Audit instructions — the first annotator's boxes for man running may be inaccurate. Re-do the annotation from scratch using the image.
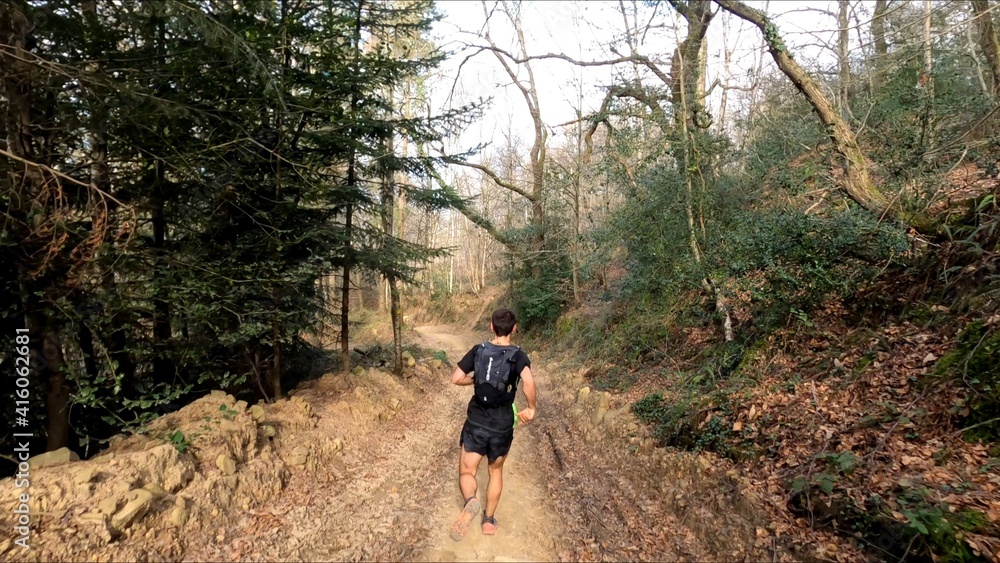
[449,308,536,539]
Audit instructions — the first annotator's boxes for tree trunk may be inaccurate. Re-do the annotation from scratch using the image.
[77,320,100,387]
[151,13,173,386]
[341,207,353,373]
[918,0,935,149]
[341,0,364,374]
[715,0,892,218]
[151,165,172,385]
[42,324,70,451]
[838,0,850,110]
[25,305,70,451]
[670,0,715,130]
[969,19,993,97]
[572,95,584,306]
[872,0,888,65]
[717,19,733,134]
[972,0,1000,100]
[449,213,455,293]
[3,5,72,451]
[480,0,547,254]
[381,118,403,375]
[271,323,283,399]
[389,279,402,372]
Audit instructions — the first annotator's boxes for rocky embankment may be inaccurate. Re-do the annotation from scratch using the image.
[0,353,443,562]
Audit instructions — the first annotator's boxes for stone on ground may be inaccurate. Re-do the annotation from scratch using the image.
[28,447,80,469]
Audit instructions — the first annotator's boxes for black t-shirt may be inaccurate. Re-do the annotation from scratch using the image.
[457,343,530,432]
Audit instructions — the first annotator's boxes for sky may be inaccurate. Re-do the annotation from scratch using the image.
[425,1,880,159]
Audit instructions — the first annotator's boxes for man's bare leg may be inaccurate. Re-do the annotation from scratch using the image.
[450,447,483,541]
[459,447,482,501]
[485,455,506,520]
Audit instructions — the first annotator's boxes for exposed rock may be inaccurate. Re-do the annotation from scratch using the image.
[429,358,443,370]
[328,456,348,480]
[604,407,621,424]
[402,350,416,367]
[221,475,239,492]
[125,444,195,493]
[78,510,108,526]
[591,392,610,426]
[110,488,153,530]
[73,466,98,485]
[97,496,121,516]
[287,445,309,467]
[216,454,237,476]
[76,481,94,499]
[332,437,344,452]
[576,386,591,405]
[389,398,402,411]
[330,375,350,392]
[261,424,277,438]
[28,447,80,469]
[234,400,248,412]
[77,510,114,542]
[351,366,365,376]
[218,419,239,434]
[250,404,266,423]
[141,483,168,499]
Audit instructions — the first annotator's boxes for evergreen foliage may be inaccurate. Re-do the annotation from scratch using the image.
[0,0,471,459]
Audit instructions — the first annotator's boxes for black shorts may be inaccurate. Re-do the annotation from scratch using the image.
[459,421,514,463]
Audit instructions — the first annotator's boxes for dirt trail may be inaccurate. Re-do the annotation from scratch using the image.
[3,325,764,562]
[413,326,561,563]
[178,324,564,563]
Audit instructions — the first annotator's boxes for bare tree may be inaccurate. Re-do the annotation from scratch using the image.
[447,0,548,255]
[715,0,894,218]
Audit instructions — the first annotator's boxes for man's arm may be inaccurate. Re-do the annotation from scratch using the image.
[451,365,473,386]
[452,346,477,385]
[517,366,537,423]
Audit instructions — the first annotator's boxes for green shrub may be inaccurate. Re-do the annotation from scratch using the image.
[894,487,991,563]
[936,322,1000,441]
[510,252,571,330]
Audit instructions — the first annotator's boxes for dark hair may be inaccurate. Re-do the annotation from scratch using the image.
[491,308,517,337]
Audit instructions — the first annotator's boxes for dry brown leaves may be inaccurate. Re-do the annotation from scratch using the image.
[713,298,1000,562]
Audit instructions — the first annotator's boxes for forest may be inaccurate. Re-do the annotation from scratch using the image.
[2,0,1000,561]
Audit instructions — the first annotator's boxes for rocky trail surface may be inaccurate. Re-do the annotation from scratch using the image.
[1,326,768,562]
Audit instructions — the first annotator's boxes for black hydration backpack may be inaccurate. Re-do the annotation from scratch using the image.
[473,341,520,407]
